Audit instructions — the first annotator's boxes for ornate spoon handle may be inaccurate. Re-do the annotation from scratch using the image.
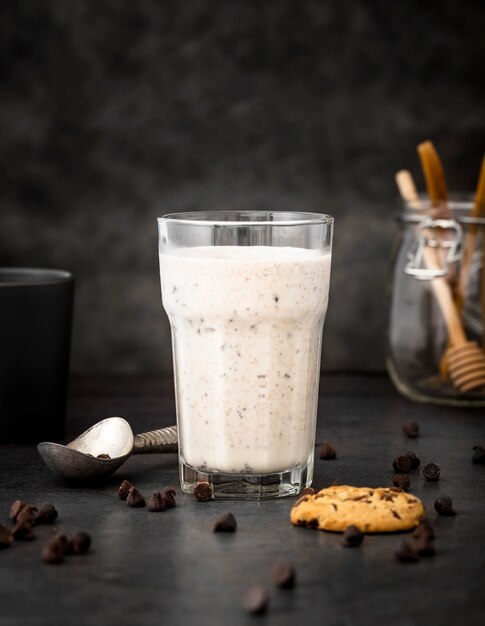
[133,426,178,454]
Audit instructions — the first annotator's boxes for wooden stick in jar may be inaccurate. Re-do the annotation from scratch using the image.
[456,154,485,325]
[395,170,466,346]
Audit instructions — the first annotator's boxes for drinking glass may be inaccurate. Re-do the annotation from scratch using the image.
[158,211,333,499]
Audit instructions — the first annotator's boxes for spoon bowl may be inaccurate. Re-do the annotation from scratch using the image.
[38,417,178,482]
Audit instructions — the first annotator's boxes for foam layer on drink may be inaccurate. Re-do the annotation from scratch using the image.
[160,246,331,474]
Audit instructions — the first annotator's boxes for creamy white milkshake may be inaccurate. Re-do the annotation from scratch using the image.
[160,246,331,475]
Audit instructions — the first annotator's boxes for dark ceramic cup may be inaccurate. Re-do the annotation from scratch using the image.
[0,268,74,442]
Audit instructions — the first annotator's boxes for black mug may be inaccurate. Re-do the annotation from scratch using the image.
[0,268,74,443]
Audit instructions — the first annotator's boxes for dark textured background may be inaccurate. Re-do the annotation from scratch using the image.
[1,0,484,374]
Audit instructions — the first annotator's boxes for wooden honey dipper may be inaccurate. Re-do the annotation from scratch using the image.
[395,167,485,393]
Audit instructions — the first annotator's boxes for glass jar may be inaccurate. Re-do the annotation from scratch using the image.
[387,198,485,406]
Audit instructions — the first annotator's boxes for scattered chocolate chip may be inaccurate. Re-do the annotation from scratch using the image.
[9,500,25,521]
[147,492,167,512]
[213,512,237,533]
[403,421,420,438]
[51,533,69,552]
[393,474,410,491]
[342,525,364,547]
[16,505,37,526]
[319,442,336,460]
[69,532,91,555]
[393,455,412,473]
[243,585,270,615]
[414,536,435,557]
[35,503,58,525]
[413,518,435,541]
[423,463,440,481]
[160,487,176,508]
[394,540,419,563]
[271,561,295,588]
[127,487,145,508]
[96,453,111,460]
[13,520,35,541]
[0,523,13,548]
[406,451,420,469]
[472,446,485,465]
[193,482,213,502]
[300,487,315,496]
[42,541,64,564]
[118,479,132,500]
[434,496,456,516]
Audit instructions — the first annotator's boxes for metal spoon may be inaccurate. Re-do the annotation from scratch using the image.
[37,417,178,481]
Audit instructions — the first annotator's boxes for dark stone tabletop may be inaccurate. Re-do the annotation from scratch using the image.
[1,375,484,626]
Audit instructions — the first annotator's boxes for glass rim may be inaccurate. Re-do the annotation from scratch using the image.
[158,211,333,227]
[0,268,73,287]
[400,196,485,225]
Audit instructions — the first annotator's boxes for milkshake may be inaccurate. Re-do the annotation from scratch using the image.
[158,212,333,498]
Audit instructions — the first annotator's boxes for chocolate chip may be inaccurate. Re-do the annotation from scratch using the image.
[127,487,145,508]
[9,500,26,521]
[394,540,419,563]
[0,523,13,548]
[160,487,176,508]
[147,492,167,512]
[403,421,420,438]
[50,533,69,552]
[434,496,456,516]
[392,474,410,491]
[193,482,213,502]
[414,535,435,557]
[213,512,237,533]
[406,451,420,470]
[342,525,364,547]
[271,561,296,588]
[96,453,111,460]
[393,455,412,473]
[300,487,315,496]
[243,585,270,615]
[16,505,37,526]
[35,503,58,525]
[69,532,91,555]
[42,541,64,564]
[13,519,35,541]
[413,518,435,541]
[118,479,132,500]
[319,442,336,460]
[472,446,485,464]
[423,463,440,481]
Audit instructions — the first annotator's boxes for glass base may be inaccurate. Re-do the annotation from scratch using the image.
[180,458,311,500]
